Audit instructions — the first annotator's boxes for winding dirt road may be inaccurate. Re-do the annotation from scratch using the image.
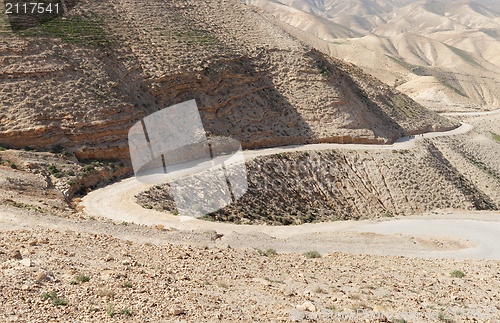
[82,112,500,260]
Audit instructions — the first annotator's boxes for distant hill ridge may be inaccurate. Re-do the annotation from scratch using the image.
[245,0,500,111]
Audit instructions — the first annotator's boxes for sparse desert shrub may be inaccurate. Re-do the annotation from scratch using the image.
[256,248,277,257]
[218,282,229,289]
[48,165,59,174]
[382,211,394,218]
[48,145,64,154]
[490,132,500,143]
[304,250,321,259]
[51,297,69,306]
[41,291,68,306]
[61,150,71,157]
[83,165,94,172]
[314,287,328,294]
[41,291,57,300]
[121,308,132,316]
[53,172,64,178]
[97,289,115,298]
[9,162,17,169]
[75,274,90,283]
[450,270,465,278]
[38,17,110,46]
[437,310,452,322]
[106,302,115,317]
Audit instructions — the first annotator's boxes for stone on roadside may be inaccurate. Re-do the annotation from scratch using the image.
[9,250,22,260]
[19,258,31,267]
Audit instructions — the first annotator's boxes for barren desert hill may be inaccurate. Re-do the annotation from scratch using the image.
[0,0,455,161]
[245,0,500,111]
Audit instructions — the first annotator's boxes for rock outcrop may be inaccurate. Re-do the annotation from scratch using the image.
[0,0,456,161]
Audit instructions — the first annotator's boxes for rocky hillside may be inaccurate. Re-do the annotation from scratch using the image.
[138,121,500,224]
[0,0,455,161]
[138,146,497,224]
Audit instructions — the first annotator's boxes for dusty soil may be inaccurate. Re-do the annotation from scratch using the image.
[1,209,499,322]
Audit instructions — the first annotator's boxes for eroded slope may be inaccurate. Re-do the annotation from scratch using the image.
[0,0,455,160]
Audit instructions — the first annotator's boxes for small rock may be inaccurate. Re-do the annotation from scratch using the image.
[281,287,295,297]
[253,278,271,286]
[104,256,114,262]
[35,271,47,282]
[172,309,185,316]
[9,250,22,260]
[21,284,31,291]
[19,258,31,267]
[302,301,316,312]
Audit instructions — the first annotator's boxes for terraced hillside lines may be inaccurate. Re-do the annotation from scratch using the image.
[0,0,457,160]
[0,12,147,158]
[424,142,497,210]
[431,132,500,206]
[137,141,489,225]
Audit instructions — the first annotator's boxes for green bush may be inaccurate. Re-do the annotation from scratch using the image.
[41,291,68,306]
[48,165,58,174]
[491,132,500,143]
[256,248,278,257]
[40,17,110,46]
[450,270,465,278]
[121,308,132,316]
[107,303,115,317]
[75,274,90,283]
[53,172,64,178]
[304,251,321,259]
